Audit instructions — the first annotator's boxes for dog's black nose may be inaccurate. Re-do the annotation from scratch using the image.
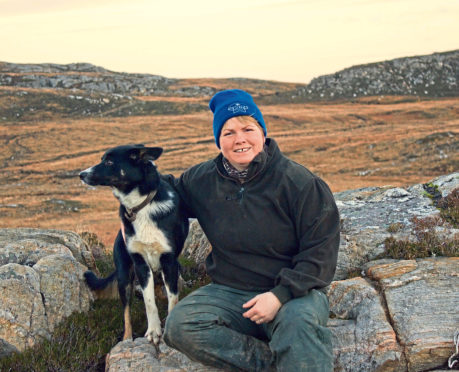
[79,171,87,180]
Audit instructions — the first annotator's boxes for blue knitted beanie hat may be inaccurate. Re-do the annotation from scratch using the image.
[209,89,267,148]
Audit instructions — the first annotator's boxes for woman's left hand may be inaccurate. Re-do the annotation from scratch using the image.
[242,292,282,324]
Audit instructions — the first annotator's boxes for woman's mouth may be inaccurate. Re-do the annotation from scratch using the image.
[234,147,250,153]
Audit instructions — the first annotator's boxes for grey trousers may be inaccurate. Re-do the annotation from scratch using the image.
[164,283,333,372]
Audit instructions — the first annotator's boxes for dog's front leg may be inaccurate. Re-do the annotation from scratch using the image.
[142,270,162,345]
[132,254,162,345]
[161,271,179,313]
[160,253,180,313]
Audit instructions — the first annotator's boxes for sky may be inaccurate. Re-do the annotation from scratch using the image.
[0,0,458,84]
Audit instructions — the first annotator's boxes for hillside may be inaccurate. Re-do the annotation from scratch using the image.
[0,51,458,246]
[1,49,457,101]
[266,49,459,102]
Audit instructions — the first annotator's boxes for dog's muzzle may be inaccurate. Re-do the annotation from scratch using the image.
[79,168,94,185]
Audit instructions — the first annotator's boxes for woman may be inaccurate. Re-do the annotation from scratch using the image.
[163,89,340,371]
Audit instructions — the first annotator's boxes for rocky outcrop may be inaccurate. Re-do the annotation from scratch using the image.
[0,61,212,97]
[0,229,95,355]
[334,173,458,280]
[182,219,212,265]
[329,257,458,371]
[365,258,458,371]
[105,337,221,372]
[1,50,457,100]
[105,173,458,371]
[287,50,458,101]
[0,228,97,270]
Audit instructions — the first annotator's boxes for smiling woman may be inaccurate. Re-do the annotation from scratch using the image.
[219,116,266,171]
[161,88,340,371]
[210,90,268,172]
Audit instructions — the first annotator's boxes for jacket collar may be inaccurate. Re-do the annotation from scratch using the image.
[214,138,280,182]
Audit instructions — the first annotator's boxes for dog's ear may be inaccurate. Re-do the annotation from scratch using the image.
[139,147,163,161]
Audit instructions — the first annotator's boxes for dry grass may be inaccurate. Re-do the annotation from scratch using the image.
[0,91,457,247]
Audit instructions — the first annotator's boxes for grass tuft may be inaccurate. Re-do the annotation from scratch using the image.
[383,215,458,259]
[381,188,459,260]
[346,267,363,279]
[0,296,147,372]
[179,256,211,298]
[437,188,458,227]
[387,222,404,233]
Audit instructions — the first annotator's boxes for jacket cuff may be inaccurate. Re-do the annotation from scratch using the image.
[270,285,293,304]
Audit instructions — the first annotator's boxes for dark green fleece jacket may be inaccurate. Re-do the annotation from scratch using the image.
[169,138,340,304]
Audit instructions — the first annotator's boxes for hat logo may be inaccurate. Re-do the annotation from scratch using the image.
[227,103,249,114]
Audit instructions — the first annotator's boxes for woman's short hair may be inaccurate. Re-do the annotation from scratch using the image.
[222,115,265,135]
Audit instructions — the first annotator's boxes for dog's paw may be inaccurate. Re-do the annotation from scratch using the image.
[145,326,162,345]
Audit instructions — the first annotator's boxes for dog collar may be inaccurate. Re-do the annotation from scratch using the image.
[124,190,157,222]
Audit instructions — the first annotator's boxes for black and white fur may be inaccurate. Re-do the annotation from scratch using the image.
[79,144,189,346]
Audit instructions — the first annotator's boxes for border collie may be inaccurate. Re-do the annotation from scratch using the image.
[79,144,189,346]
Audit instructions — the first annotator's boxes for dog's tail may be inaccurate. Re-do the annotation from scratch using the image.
[84,270,119,299]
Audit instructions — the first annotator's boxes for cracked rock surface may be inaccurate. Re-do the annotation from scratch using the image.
[0,229,94,354]
[367,258,459,371]
[106,337,221,372]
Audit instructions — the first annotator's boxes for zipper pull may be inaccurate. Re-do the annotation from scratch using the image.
[225,187,245,201]
[237,187,245,201]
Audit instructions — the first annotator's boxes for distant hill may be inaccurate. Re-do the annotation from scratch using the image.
[0,61,298,99]
[279,49,459,102]
[1,50,457,103]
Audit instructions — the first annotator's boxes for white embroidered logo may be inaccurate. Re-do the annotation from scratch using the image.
[227,103,249,114]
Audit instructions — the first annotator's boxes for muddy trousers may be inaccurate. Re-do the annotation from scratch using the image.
[164,283,333,372]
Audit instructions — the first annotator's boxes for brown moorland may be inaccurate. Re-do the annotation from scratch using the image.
[0,85,457,247]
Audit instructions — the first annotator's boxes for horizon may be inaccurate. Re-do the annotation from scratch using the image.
[1,48,457,84]
[1,0,458,84]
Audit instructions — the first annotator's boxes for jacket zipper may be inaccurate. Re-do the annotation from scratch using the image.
[215,157,266,203]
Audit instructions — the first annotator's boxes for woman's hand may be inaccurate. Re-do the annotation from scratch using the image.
[242,292,282,324]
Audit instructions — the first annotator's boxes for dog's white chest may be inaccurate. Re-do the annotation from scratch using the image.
[128,240,163,271]
[126,208,171,271]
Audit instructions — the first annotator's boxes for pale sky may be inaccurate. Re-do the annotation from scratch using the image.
[1,0,458,83]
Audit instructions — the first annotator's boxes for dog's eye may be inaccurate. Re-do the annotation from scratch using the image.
[130,153,138,160]
[105,159,114,166]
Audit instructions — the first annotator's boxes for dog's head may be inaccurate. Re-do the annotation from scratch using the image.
[79,144,163,194]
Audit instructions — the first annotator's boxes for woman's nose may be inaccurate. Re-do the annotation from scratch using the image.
[234,131,246,143]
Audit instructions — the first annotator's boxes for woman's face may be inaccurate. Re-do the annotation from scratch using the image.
[219,117,265,171]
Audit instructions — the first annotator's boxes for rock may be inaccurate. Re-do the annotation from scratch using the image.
[0,263,49,351]
[0,229,95,355]
[0,339,18,358]
[333,172,458,280]
[33,254,93,333]
[182,219,212,265]
[0,228,97,271]
[105,338,159,372]
[431,173,459,197]
[327,277,406,371]
[105,337,220,372]
[366,258,459,371]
